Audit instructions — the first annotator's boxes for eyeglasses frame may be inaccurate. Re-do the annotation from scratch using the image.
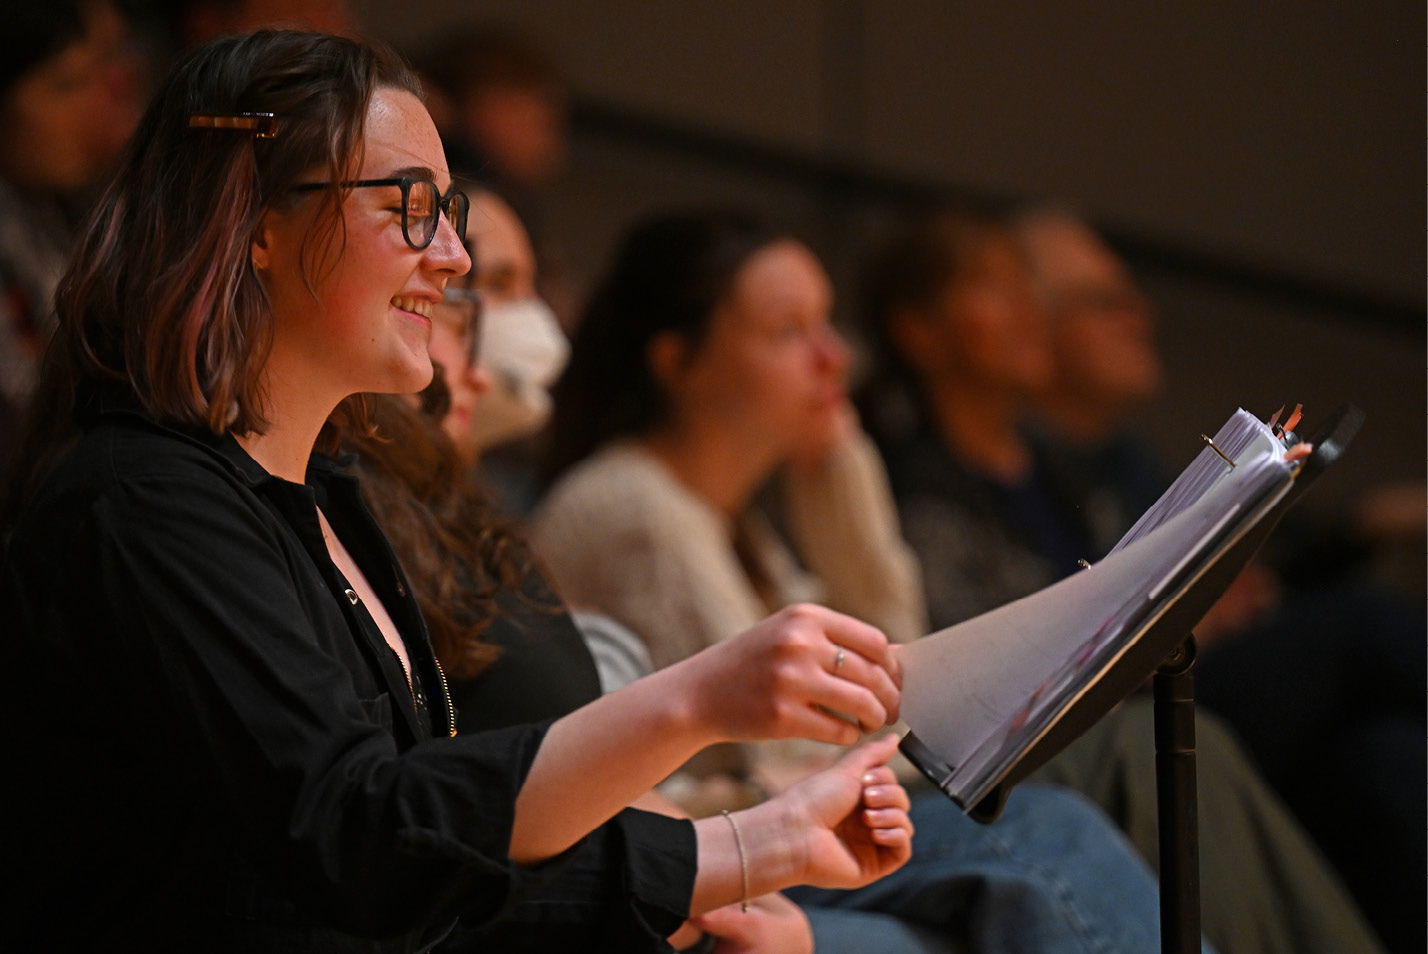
[289,177,469,251]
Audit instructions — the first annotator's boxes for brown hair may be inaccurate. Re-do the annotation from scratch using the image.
[349,388,550,682]
[3,29,421,525]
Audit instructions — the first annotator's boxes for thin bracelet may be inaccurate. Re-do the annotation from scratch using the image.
[720,809,750,912]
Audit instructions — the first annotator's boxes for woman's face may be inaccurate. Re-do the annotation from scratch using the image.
[426,283,490,443]
[467,190,537,307]
[663,240,850,464]
[256,86,470,409]
[0,0,143,190]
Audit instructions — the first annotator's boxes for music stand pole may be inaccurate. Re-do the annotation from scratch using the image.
[1155,635,1200,954]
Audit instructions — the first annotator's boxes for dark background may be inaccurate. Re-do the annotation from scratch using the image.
[356,0,1424,514]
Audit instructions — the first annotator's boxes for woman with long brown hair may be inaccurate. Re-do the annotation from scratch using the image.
[0,31,913,951]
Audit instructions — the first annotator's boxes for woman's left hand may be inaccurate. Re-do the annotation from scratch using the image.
[757,733,914,890]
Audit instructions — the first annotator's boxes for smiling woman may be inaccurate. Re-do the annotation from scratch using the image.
[0,30,917,953]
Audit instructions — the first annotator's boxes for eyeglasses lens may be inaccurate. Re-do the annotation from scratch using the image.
[405,180,438,248]
[405,181,468,249]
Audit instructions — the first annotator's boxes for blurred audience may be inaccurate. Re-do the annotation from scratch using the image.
[1014,206,1424,954]
[436,186,568,515]
[857,205,1387,954]
[527,207,1206,954]
[0,0,144,466]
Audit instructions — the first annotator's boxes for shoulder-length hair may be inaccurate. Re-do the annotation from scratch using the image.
[4,29,421,523]
[545,208,783,482]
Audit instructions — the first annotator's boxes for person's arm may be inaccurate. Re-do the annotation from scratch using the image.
[510,603,901,862]
[784,426,928,644]
[689,892,813,954]
[532,449,769,669]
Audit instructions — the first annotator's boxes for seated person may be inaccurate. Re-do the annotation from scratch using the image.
[351,233,1204,952]
[856,205,1386,954]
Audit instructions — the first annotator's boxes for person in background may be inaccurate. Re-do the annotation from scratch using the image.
[1,31,914,949]
[412,26,576,325]
[857,204,1388,954]
[0,0,144,465]
[1015,205,1425,954]
[430,185,568,515]
[531,207,1214,954]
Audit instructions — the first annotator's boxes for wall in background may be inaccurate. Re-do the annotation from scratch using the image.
[356,0,1424,509]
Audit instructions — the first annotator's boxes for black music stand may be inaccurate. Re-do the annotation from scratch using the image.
[904,405,1363,953]
[1143,405,1362,953]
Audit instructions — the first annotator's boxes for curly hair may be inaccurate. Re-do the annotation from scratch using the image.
[348,387,552,682]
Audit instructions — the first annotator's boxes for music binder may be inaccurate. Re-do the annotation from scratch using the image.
[898,404,1363,821]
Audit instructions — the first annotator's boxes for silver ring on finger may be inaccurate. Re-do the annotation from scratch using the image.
[833,647,846,672]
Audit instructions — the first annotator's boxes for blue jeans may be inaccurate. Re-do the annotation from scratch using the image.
[787,784,1215,954]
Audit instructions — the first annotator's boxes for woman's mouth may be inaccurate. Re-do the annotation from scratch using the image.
[391,296,434,320]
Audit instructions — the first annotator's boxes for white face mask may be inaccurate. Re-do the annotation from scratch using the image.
[467,297,569,452]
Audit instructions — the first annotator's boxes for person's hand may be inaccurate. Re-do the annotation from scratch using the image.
[787,398,859,477]
[690,892,813,954]
[754,734,914,890]
[672,604,902,747]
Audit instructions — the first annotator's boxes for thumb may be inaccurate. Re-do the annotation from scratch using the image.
[839,732,901,774]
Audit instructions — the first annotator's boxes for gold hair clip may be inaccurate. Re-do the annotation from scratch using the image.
[188,112,278,138]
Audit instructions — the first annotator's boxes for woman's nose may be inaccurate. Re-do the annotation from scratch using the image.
[427,216,471,277]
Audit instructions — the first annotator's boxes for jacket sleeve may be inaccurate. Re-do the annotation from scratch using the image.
[24,465,558,938]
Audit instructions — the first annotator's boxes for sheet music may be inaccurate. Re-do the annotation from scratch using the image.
[899,408,1297,806]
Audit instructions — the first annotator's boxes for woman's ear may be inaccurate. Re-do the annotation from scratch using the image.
[646,330,690,394]
[250,219,273,271]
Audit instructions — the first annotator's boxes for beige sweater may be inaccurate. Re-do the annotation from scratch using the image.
[531,432,926,672]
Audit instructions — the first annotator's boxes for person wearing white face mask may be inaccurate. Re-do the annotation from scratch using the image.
[426,185,567,514]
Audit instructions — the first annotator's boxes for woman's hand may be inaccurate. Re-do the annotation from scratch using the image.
[763,733,914,890]
[672,604,902,747]
[787,398,859,476]
[691,891,814,954]
[688,735,913,915]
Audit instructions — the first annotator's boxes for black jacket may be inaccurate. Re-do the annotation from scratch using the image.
[1,397,692,951]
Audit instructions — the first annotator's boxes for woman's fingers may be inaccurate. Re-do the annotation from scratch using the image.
[820,643,900,724]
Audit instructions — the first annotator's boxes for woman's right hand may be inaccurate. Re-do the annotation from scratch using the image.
[672,604,902,747]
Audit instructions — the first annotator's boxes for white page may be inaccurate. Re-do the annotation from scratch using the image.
[900,408,1293,784]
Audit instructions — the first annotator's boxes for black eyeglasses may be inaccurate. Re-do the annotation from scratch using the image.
[290,177,469,250]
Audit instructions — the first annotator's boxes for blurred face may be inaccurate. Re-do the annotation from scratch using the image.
[915,235,1052,396]
[1021,219,1161,408]
[466,190,536,306]
[0,0,143,190]
[663,240,850,464]
[255,87,470,408]
[464,86,567,185]
[427,283,490,442]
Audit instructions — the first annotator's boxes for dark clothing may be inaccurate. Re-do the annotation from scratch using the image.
[449,570,603,730]
[431,568,689,953]
[881,423,1122,629]
[0,396,693,951]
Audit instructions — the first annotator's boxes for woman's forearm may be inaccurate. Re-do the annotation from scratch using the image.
[508,604,901,864]
[508,663,715,863]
